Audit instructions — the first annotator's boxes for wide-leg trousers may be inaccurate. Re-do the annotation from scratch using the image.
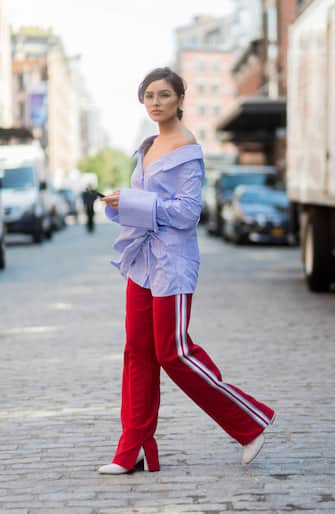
[112,278,275,469]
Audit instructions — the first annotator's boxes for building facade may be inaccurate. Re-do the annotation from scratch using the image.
[178,49,237,158]
[0,0,12,127]
[11,28,81,175]
[230,0,297,99]
[175,16,238,160]
[217,0,298,176]
[69,60,110,158]
[175,6,267,162]
[47,41,81,174]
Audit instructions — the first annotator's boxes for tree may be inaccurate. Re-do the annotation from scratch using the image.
[78,148,134,190]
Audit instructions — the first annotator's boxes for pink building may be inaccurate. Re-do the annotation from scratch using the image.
[175,16,238,161]
[177,50,236,158]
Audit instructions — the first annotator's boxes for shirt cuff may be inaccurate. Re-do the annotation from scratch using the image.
[118,188,157,231]
[105,205,120,223]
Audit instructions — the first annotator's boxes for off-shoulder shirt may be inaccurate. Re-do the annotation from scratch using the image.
[105,134,205,296]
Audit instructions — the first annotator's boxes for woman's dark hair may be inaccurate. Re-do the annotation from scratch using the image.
[138,67,186,120]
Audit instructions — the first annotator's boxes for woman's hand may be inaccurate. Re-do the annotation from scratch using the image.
[100,191,120,209]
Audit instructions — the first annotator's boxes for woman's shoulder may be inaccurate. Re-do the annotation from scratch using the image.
[170,131,198,150]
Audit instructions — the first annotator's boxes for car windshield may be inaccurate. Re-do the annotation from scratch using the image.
[59,189,74,200]
[2,166,36,190]
[240,190,288,208]
[219,173,275,190]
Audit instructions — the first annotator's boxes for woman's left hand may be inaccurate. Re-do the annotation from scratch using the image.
[100,191,120,209]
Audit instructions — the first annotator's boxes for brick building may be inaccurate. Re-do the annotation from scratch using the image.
[0,0,12,127]
[12,28,81,175]
[217,0,298,177]
[177,49,237,159]
[175,16,237,163]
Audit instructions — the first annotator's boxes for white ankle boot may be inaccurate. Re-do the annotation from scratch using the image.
[98,449,145,475]
[241,433,265,465]
[242,412,276,465]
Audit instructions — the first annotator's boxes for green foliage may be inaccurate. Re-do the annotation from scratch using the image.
[78,148,135,190]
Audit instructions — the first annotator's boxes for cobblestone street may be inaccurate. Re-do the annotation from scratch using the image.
[0,218,334,513]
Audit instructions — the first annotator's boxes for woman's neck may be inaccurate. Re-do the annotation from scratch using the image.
[157,118,184,138]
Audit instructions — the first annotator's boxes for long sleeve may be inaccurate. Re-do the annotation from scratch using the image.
[113,160,203,232]
[155,161,203,230]
[104,190,157,229]
[105,205,120,223]
[118,189,158,231]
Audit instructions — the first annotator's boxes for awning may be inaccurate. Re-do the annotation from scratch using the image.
[216,97,286,143]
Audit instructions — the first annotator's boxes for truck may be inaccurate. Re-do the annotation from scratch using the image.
[0,142,52,243]
[287,0,335,291]
[0,166,5,269]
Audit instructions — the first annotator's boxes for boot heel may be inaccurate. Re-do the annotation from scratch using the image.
[143,438,160,472]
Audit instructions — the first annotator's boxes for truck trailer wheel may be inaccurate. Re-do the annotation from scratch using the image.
[0,237,5,270]
[303,207,332,292]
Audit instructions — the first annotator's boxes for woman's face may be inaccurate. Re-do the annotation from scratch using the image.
[143,79,183,123]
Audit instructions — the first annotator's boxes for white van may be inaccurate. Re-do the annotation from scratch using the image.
[0,166,5,269]
[0,143,52,243]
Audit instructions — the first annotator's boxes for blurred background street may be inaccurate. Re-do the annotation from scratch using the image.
[1,0,335,512]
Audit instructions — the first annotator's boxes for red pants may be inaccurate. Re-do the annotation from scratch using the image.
[113,279,275,469]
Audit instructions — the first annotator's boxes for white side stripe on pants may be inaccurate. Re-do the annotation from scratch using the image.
[175,294,271,429]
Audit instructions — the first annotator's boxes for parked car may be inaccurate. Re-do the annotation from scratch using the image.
[222,185,289,244]
[58,187,79,220]
[45,182,68,231]
[205,165,277,236]
[0,143,52,243]
[0,166,6,269]
[199,175,209,223]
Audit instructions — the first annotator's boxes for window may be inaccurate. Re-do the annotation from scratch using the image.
[198,105,206,116]
[212,58,220,71]
[204,29,221,48]
[212,84,220,94]
[196,58,205,71]
[3,166,36,189]
[17,73,25,92]
[19,101,25,120]
[213,105,220,116]
[197,84,205,94]
[199,129,206,141]
[41,66,48,81]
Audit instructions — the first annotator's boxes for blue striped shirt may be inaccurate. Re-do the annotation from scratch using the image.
[105,135,205,296]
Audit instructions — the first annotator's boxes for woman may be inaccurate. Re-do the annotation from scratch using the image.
[98,67,275,475]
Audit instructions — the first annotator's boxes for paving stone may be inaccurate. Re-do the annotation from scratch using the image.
[0,222,334,513]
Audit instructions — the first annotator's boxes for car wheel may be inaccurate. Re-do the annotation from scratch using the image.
[33,219,44,244]
[222,220,232,242]
[233,231,245,245]
[45,226,53,240]
[206,217,216,236]
[215,210,223,236]
[0,236,5,270]
[303,207,332,292]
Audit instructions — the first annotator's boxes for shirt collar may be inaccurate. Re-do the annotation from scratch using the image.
[132,135,204,171]
[160,144,204,171]
[132,135,157,157]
